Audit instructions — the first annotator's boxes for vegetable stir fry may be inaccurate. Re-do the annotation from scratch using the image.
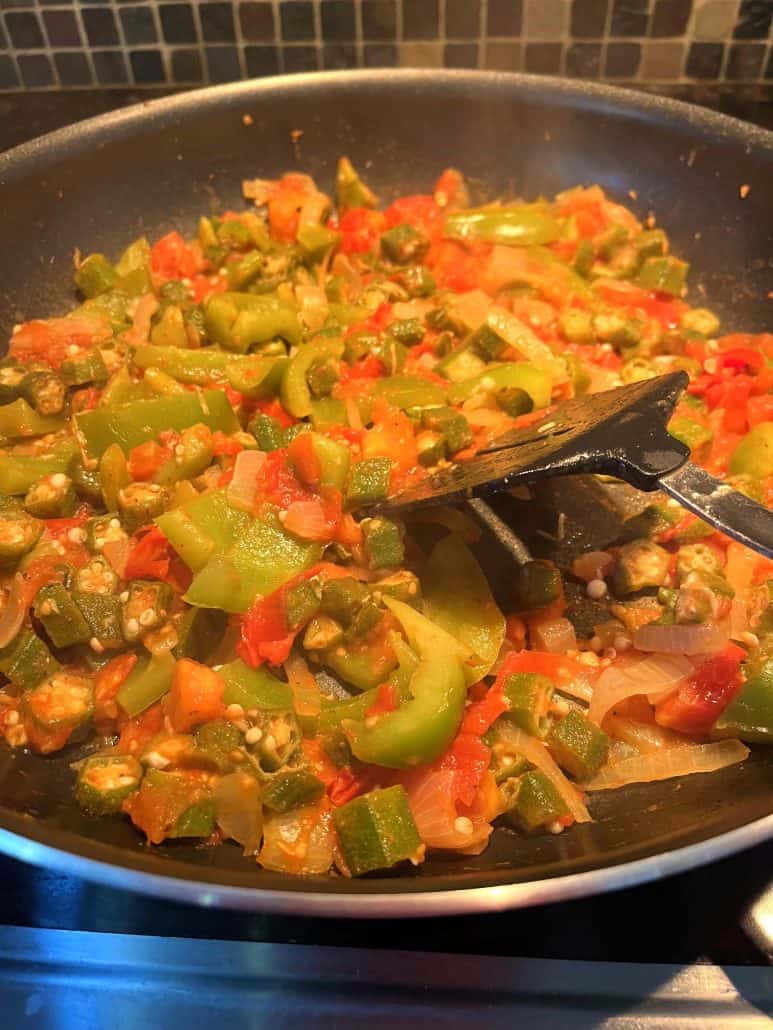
[0,160,770,878]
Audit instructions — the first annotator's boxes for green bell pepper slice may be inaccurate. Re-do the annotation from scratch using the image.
[0,399,65,441]
[447,362,552,410]
[132,344,233,385]
[225,355,288,399]
[75,389,238,457]
[335,156,378,214]
[333,785,421,876]
[0,441,78,495]
[372,374,447,411]
[422,534,505,684]
[156,489,251,571]
[204,292,301,353]
[117,651,176,718]
[184,510,322,613]
[713,660,773,743]
[669,415,713,456]
[280,338,344,419]
[343,598,468,768]
[729,422,773,480]
[636,255,688,296]
[75,254,118,299]
[220,658,293,710]
[444,204,561,247]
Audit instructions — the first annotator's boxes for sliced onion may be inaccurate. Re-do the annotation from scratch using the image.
[581,740,749,792]
[226,449,266,513]
[495,722,591,824]
[393,299,433,321]
[102,537,130,579]
[602,714,693,754]
[284,652,322,719]
[214,772,263,856]
[633,622,729,656]
[283,499,335,542]
[530,617,577,655]
[295,283,329,332]
[259,801,334,875]
[445,289,491,332]
[589,653,694,726]
[0,575,26,648]
[405,768,492,852]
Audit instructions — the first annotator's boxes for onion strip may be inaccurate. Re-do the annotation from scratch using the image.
[495,722,591,823]
[581,740,749,792]
[588,653,693,726]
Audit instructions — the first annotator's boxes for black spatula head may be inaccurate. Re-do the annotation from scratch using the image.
[378,372,690,511]
[375,372,773,559]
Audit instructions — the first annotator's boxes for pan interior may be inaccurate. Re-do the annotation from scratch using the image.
[0,72,771,901]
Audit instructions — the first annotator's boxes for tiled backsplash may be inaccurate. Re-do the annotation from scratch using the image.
[0,0,771,90]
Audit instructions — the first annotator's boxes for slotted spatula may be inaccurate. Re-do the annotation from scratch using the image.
[375,371,773,559]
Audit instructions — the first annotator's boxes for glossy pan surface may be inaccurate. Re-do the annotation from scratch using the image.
[0,71,771,916]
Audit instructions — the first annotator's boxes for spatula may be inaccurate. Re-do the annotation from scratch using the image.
[375,371,773,559]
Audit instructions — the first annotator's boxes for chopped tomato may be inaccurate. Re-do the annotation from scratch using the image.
[343,354,386,379]
[9,314,111,370]
[337,207,388,254]
[361,399,418,472]
[748,393,773,427]
[123,768,211,845]
[166,659,225,733]
[437,732,491,807]
[125,526,171,580]
[127,440,172,481]
[328,764,392,806]
[255,450,312,509]
[71,386,100,412]
[94,653,138,731]
[211,430,243,456]
[426,239,484,292]
[287,432,322,487]
[190,273,226,303]
[150,230,198,282]
[595,280,686,328]
[267,173,322,242]
[433,168,466,209]
[253,397,295,428]
[117,702,164,755]
[237,567,321,668]
[461,684,508,736]
[655,647,744,736]
[494,650,589,693]
[301,738,338,787]
[384,194,443,238]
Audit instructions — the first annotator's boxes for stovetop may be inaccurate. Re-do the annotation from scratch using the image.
[0,83,770,1023]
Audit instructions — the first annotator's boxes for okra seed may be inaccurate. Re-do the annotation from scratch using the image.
[453,816,474,836]
[613,635,631,652]
[225,703,245,720]
[138,608,157,627]
[263,734,276,750]
[119,592,129,603]
[5,710,19,727]
[89,637,105,654]
[586,578,608,600]
[502,755,514,768]
[109,519,121,529]
[244,726,263,745]
[548,821,564,835]
[125,618,140,636]
[117,775,137,787]
[739,631,759,648]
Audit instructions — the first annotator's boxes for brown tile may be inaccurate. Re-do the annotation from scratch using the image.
[399,41,443,67]
[640,40,686,77]
[523,0,569,38]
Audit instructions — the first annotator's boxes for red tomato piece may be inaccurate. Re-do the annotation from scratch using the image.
[150,231,198,282]
[654,648,744,736]
[127,440,172,481]
[338,207,388,254]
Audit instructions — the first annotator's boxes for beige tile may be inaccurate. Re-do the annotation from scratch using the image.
[398,42,443,68]
[523,0,568,40]
[690,0,741,41]
[641,41,686,79]
[483,41,522,71]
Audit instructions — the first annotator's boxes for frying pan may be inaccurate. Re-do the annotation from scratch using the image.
[0,71,771,917]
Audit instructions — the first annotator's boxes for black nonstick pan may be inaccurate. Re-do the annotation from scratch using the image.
[0,71,771,917]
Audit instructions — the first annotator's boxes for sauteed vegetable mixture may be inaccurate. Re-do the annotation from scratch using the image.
[0,161,770,876]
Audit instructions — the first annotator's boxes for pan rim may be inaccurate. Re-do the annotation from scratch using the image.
[1,813,772,917]
[0,69,771,914]
[0,71,771,181]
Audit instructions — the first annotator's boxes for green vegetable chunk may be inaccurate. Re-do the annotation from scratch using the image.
[714,660,773,743]
[548,709,609,780]
[0,628,60,690]
[728,423,773,480]
[361,517,404,569]
[262,769,325,812]
[34,583,91,648]
[502,672,554,738]
[508,770,570,832]
[345,458,393,509]
[333,785,422,876]
[76,753,143,815]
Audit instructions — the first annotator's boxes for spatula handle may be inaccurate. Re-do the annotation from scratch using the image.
[659,462,773,559]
